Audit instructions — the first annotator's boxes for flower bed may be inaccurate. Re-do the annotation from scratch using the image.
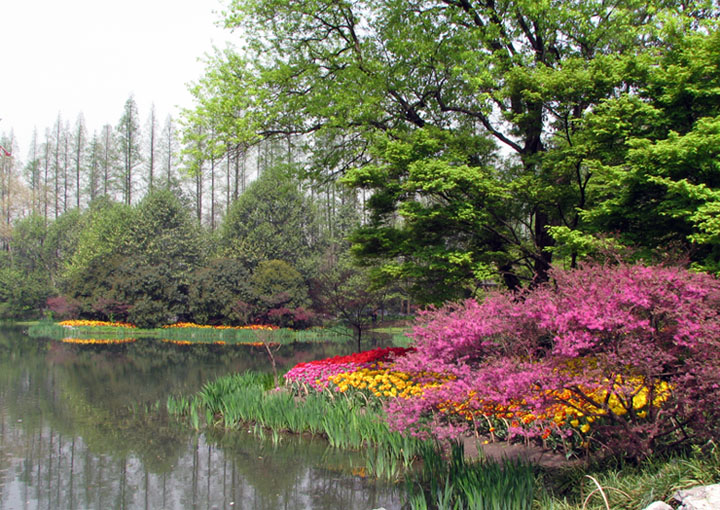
[161,322,277,331]
[59,320,136,328]
[61,337,137,345]
[285,345,676,456]
[161,338,280,347]
[284,347,415,390]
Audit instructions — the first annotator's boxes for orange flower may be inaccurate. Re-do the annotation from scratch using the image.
[61,337,136,344]
[59,320,136,328]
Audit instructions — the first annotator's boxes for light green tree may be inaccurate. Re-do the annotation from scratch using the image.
[190,0,715,293]
[555,28,720,271]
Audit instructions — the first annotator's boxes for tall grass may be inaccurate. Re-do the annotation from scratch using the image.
[165,371,720,510]
[406,441,536,510]
[168,370,427,480]
[533,442,720,510]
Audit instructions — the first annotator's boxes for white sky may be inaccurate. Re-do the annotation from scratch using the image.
[0,0,235,159]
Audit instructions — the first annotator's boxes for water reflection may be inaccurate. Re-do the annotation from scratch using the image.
[0,327,402,510]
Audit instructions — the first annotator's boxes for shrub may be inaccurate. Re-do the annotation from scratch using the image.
[386,262,720,461]
[187,258,252,325]
[46,295,81,320]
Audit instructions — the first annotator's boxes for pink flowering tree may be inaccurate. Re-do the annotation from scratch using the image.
[386,262,720,460]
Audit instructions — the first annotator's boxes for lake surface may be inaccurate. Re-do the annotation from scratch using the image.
[0,327,403,510]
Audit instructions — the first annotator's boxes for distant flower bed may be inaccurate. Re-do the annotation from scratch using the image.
[161,338,280,347]
[61,337,137,345]
[59,320,137,328]
[161,322,278,331]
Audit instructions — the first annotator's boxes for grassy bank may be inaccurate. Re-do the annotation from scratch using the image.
[168,369,720,510]
[535,444,720,510]
[168,371,426,480]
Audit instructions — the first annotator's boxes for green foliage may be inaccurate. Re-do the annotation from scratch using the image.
[9,214,50,274]
[191,0,716,294]
[170,370,428,479]
[311,245,387,349]
[188,258,253,325]
[61,191,206,327]
[44,209,85,279]
[220,167,320,272]
[534,444,720,510]
[113,261,189,328]
[0,265,51,319]
[128,189,206,281]
[407,442,535,510]
[344,127,520,300]
[65,198,135,284]
[575,28,720,269]
[249,259,314,327]
[250,259,309,309]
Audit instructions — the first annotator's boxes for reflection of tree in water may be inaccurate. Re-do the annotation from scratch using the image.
[0,328,403,509]
[1,415,402,510]
[206,429,401,510]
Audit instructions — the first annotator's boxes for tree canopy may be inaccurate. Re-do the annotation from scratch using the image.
[220,166,320,272]
[189,0,718,299]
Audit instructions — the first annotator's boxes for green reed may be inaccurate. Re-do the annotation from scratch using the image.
[168,370,428,480]
[407,441,536,510]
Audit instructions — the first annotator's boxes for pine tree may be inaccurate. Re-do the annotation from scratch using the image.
[116,96,143,205]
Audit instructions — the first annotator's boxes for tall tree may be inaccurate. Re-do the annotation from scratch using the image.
[41,128,52,222]
[52,114,63,218]
[220,165,321,273]
[0,133,23,248]
[159,115,181,192]
[146,104,158,193]
[72,114,87,209]
[183,122,206,223]
[99,124,117,199]
[61,119,70,213]
[116,96,143,205]
[24,129,41,214]
[86,132,102,202]
[196,0,716,294]
[567,28,720,272]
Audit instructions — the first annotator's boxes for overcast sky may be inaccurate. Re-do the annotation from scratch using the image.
[0,0,234,158]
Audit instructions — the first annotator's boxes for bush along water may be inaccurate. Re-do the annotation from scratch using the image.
[168,262,720,506]
[385,262,720,462]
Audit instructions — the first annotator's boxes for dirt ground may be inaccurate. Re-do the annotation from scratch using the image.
[462,435,582,469]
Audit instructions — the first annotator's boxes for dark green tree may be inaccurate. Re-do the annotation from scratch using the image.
[249,259,313,328]
[63,191,205,326]
[0,217,54,319]
[220,166,320,273]
[311,246,386,351]
[187,258,253,325]
[117,96,143,205]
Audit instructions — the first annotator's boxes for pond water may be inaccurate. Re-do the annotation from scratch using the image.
[0,326,404,510]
